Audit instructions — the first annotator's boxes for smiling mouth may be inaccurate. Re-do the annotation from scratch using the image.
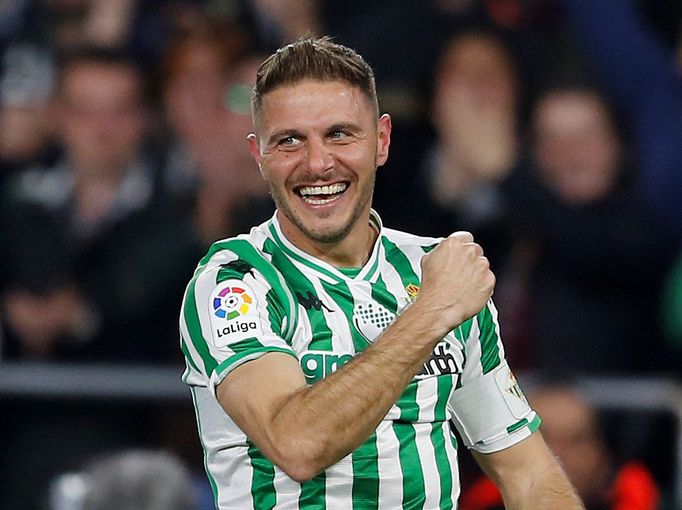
[296,183,348,205]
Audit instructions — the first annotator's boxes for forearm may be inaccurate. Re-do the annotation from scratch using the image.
[501,463,584,510]
[266,301,450,480]
[474,434,584,510]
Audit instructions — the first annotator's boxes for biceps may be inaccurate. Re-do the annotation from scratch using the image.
[216,351,307,446]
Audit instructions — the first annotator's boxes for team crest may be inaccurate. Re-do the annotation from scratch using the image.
[494,364,530,419]
[405,284,420,301]
[353,301,396,342]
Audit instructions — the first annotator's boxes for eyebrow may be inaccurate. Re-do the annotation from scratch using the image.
[265,129,304,146]
[327,122,362,134]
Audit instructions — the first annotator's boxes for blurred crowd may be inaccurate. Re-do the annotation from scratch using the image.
[0,0,681,508]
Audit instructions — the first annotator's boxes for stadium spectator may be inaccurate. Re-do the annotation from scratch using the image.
[558,0,682,375]
[505,85,677,374]
[418,28,520,260]
[161,22,273,246]
[0,47,199,362]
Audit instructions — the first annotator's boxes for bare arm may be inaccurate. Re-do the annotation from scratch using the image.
[217,232,495,481]
[473,432,584,509]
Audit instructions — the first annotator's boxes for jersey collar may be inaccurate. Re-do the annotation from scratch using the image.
[267,209,384,284]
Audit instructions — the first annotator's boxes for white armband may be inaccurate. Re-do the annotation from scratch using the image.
[448,361,539,453]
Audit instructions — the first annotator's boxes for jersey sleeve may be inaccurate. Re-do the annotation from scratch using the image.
[447,300,540,453]
[180,248,298,395]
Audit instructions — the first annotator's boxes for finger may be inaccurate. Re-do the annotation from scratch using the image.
[448,231,474,243]
[464,242,484,257]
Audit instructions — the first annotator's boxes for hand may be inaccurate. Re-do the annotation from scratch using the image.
[414,232,495,333]
[3,286,92,358]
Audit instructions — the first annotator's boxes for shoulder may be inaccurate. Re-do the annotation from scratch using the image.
[380,226,441,262]
[192,223,276,283]
[382,226,441,249]
[187,222,296,312]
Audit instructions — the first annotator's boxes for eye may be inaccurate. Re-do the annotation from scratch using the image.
[329,129,349,141]
[279,136,301,147]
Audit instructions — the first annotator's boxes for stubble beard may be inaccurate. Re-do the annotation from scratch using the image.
[269,169,376,245]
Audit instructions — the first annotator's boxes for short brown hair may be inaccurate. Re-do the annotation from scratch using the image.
[251,37,378,124]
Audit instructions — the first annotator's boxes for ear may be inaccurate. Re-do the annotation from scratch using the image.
[375,114,392,167]
[247,133,264,177]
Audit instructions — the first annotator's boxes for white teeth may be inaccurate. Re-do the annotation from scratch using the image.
[299,183,348,197]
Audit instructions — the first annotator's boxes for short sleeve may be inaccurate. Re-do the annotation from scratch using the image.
[448,301,540,453]
[180,255,297,395]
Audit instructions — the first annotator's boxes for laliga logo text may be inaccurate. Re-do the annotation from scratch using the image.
[213,285,258,338]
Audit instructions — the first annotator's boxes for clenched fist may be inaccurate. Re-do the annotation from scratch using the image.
[414,232,495,334]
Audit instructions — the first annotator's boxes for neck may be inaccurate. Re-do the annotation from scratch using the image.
[277,211,378,269]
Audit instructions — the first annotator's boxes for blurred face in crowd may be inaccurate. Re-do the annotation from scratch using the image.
[532,90,621,204]
[58,60,147,177]
[248,79,391,252]
[433,32,518,130]
[164,38,228,138]
[530,388,610,503]
[0,105,50,162]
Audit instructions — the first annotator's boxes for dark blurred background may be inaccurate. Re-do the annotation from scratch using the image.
[0,1,680,509]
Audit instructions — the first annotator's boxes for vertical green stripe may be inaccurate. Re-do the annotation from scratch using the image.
[183,274,217,376]
[180,335,200,373]
[394,423,426,509]
[351,433,379,510]
[434,375,454,422]
[454,319,473,348]
[371,274,398,314]
[264,239,334,351]
[430,422,454,510]
[396,382,420,422]
[433,377,456,508]
[190,388,220,504]
[247,442,276,510]
[266,289,284,338]
[477,304,501,373]
[381,237,419,287]
[299,473,326,509]
[320,279,369,353]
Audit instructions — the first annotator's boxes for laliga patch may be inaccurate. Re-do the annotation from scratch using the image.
[209,280,263,347]
[494,364,530,420]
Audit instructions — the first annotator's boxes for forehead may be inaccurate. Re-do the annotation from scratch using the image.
[256,79,374,132]
[535,93,609,131]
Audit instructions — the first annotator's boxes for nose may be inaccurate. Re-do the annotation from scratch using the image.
[305,137,334,175]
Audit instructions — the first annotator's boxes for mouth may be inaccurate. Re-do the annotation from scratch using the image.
[295,182,349,205]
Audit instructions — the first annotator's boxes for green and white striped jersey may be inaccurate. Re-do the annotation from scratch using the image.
[180,210,540,510]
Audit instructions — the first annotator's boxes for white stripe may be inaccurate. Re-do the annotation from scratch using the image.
[387,239,426,281]
[272,467,301,509]
[375,420,403,510]
[414,377,438,422]
[414,422,441,510]
[326,454,353,509]
[461,316,484,383]
[305,271,356,354]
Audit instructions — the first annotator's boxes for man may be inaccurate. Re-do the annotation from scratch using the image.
[1,47,199,361]
[180,38,583,509]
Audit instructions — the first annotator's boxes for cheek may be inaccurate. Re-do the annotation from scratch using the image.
[261,152,300,184]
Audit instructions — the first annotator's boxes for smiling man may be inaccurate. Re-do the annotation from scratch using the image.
[179,38,583,509]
